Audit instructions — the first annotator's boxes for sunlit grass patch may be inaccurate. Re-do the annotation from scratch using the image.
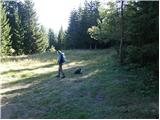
[1,53,58,86]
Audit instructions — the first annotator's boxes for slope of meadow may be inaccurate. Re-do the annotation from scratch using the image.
[1,49,158,118]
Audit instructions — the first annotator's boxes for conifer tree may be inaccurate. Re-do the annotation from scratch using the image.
[58,26,64,49]
[36,25,48,52]
[47,28,56,50]
[1,2,11,55]
[3,1,22,55]
[23,0,47,54]
[65,0,100,49]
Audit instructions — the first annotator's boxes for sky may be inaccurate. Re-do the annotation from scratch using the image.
[32,0,107,33]
[33,0,86,33]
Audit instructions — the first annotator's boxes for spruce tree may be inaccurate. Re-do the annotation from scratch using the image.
[66,9,80,49]
[3,0,27,55]
[47,28,56,50]
[3,1,22,55]
[82,0,100,49]
[66,1,100,49]
[13,11,24,55]
[1,2,11,55]
[23,0,46,54]
[36,25,48,52]
[57,26,64,49]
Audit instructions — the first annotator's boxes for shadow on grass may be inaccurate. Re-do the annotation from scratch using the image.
[1,59,93,92]
[1,63,56,75]
[1,70,56,89]
[2,61,91,88]
[1,62,98,118]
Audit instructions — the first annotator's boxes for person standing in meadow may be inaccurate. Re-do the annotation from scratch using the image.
[55,47,66,79]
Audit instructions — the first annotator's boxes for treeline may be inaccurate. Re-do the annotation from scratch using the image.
[47,0,102,50]
[64,1,159,67]
[1,0,48,55]
[65,0,100,49]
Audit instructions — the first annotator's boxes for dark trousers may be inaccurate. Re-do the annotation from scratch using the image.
[58,63,65,76]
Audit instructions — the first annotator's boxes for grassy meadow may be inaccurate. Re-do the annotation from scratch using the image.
[1,49,158,118]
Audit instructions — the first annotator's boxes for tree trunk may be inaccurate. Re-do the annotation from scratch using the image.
[119,0,124,64]
[95,44,97,49]
[90,44,92,49]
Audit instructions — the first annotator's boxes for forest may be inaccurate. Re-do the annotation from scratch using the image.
[1,0,159,119]
[2,0,159,66]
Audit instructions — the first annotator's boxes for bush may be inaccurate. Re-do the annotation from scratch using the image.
[126,43,158,66]
[126,45,142,64]
[141,43,159,64]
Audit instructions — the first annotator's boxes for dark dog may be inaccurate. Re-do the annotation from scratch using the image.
[74,68,82,74]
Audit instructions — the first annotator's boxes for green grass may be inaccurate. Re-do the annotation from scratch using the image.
[1,49,158,119]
